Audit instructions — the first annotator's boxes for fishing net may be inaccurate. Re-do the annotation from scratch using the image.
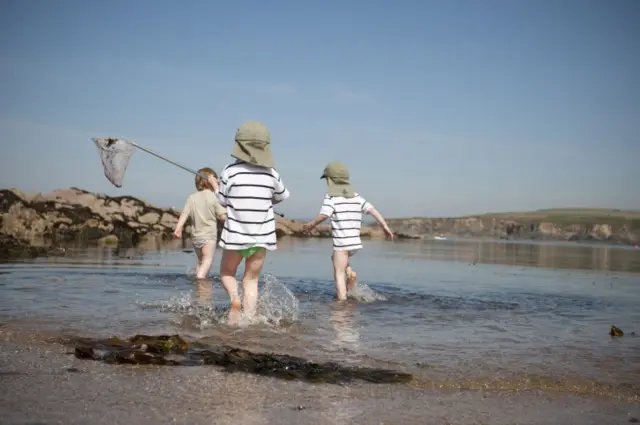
[92,138,136,188]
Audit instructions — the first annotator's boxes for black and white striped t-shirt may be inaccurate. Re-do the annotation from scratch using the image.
[319,193,373,251]
[217,161,290,251]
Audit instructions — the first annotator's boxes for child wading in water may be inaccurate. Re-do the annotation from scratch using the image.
[302,161,394,301]
[173,167,226,279]
[217,121,290,323]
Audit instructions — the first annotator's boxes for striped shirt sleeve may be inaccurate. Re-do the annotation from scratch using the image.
[319,196,334,217]
[361,197,374,213]
[272,169,290,202]
[217,167,229,207]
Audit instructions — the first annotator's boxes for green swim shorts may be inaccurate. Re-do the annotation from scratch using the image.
[237,246,263,258]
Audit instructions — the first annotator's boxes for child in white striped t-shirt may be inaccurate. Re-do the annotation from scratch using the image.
[302,161,394,301]
[216,121,290,323]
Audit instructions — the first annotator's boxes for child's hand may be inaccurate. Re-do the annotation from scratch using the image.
[173,229,182,239]
[207,175,219,192]
[383,227,395,241]
[301,222,314,234]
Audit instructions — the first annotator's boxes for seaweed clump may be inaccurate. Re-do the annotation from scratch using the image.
[73,334,413,385]
[610,325,624,337]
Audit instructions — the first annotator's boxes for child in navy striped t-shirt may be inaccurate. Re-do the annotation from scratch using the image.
[302,161,394,301]
[216,121,290,323]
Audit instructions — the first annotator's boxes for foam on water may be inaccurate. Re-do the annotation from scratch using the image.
[137,273,300,330]
[253,273,300,327]
[348,282,387,302]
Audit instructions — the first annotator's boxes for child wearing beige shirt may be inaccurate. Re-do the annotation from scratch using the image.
[174,167,227,279]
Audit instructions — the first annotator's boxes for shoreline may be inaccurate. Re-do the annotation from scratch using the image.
[1,187,639,261]
[1,325,638,425]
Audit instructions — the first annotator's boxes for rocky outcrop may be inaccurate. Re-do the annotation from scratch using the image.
[379,215,640,245]
[0,187,183,252]
[0,187,419,260]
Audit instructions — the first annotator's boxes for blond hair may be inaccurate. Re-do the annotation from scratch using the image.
[195,167,218,191]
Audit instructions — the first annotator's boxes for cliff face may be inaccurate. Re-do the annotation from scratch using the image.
[376,216,639,245]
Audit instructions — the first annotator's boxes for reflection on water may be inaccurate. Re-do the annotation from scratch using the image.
[330,301,360,358]
[1,238,639,402]
[385,238,640,273]
[192,279,214,309]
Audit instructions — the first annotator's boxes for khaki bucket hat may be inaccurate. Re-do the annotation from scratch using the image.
[320,161,355,198]
[231,121,274,168]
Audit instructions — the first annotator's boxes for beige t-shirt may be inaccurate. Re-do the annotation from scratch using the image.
[183,190,226,240]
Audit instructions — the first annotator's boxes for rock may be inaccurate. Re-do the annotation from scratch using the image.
[610,325,624,337]
[72,334,413,385]
[0,188,183,250]
[1,187,423,253]
[98,235,119,245]
[0,234,50,260]
[138,212,160,225]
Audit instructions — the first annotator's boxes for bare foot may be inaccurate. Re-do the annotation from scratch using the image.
[227,298,242,325]
[346,270,357,292]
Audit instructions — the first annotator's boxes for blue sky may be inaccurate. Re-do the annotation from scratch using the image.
[1,0,638,218]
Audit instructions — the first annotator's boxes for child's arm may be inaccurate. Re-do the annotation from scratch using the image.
[173,201,190,239]
[302,197,333,233]
[214,197,227,222]
[363,201,394,240]
[272,170,290,205]
[302,214,329,232]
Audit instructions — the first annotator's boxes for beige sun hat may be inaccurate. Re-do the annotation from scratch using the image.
[231,121,274,168]
[320,161,355,198]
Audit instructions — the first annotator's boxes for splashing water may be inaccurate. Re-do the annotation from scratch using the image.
[137,291,225,327]
[137,273,299,329]
[250,273,300,327]
[348,282,387,302]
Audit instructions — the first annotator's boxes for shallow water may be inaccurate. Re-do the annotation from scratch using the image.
[0,238,639,402]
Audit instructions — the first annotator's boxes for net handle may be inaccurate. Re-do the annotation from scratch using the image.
[130,141,207,179]
[130,141,285,217]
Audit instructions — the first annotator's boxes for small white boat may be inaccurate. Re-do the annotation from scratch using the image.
[433,235,448,240]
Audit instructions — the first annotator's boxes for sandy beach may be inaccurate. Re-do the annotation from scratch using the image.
[1,328,638,425]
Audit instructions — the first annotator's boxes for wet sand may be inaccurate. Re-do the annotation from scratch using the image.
[1,329,639,425]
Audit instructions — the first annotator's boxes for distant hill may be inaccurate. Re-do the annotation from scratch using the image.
[398,208,640,222]
[380,208,640,245]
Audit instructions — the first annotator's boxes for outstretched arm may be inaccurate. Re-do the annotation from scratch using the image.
[302,214,329,232]
[302,197,334,233]
[366,205,394,240]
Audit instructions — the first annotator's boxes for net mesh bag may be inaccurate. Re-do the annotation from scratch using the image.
[92,138,136,188]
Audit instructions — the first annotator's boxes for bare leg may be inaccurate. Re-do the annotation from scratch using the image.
[242,248,266,319]
[332,250,349,301]
[346,264,357,292]
[192,279,213,308]
[195,241,215,279]
[219,249,243,324]
[194,245,204,277]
